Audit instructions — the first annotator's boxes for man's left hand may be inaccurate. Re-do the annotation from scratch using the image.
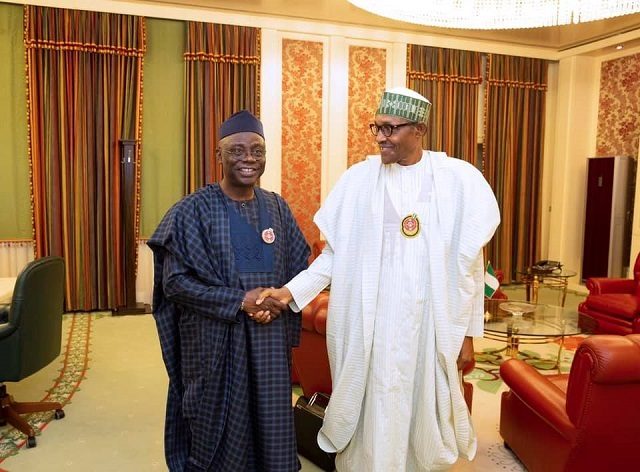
[457,336,475,372]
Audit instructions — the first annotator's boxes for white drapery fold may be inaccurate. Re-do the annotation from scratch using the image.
[0,240,35,277]
[136,239,154,306]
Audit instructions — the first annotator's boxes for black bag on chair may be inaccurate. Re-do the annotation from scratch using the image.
[294,392,336,471]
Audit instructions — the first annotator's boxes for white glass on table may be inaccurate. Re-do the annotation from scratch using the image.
[499,301,537,317]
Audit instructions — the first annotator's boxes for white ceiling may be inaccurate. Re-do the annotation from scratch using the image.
[146,0,640,53]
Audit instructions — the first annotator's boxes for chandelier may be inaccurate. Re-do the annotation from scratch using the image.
[347,0,640,30]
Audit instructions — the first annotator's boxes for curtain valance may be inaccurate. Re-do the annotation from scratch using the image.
[486,55,547,90]
[407,45,482,84]
[24,6,145,56]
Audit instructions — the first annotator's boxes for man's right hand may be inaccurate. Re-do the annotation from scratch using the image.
[243,287,288,324]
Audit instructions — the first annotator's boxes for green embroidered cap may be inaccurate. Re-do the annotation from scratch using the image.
[376,87,432,123]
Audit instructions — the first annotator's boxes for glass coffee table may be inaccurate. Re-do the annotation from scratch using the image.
[517,267,577,307]
[483,299,587,370]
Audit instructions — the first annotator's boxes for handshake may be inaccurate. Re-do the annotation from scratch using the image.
[242,286,293,324]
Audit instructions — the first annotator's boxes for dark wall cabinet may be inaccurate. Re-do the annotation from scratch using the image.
[582,156,635,281]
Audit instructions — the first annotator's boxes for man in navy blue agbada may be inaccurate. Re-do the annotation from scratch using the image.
[148,110,310,471]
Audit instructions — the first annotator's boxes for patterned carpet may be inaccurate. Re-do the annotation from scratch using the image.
[472,335,582,392]
[0,314,94,464]
[0,309,585,471]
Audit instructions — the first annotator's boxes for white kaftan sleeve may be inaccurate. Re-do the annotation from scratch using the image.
[466,251,485,337]
[285,243,333,312]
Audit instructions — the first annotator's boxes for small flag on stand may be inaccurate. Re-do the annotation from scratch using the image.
[484,262,499,298]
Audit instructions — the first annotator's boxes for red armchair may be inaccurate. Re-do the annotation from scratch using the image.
[292,291,332,397]
[499,334,640,472]
[311,240,326,262]
[292,291,475,411]
[578,253,640,334]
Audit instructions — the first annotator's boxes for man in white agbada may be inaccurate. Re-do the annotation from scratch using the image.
[259,87,500,471]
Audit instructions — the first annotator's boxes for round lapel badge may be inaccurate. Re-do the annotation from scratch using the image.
[401,214,420,238]
[261,228,276,244]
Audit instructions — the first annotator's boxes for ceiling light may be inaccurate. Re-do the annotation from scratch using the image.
[347,0,640,30]
[616,44,624,49]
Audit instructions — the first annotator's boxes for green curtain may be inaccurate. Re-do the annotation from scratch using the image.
[0,3,30,240]
[25,6,145,311]
[407,45,482,165]
[184,22,260,193]
[140,18,186,238]
[484,54,548,282]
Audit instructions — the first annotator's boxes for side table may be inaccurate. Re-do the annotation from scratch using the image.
[518,268,577,307]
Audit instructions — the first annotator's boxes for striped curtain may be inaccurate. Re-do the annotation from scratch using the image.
[484,54,548,282]
[184,23,260,193]
[25,6,145,311]
[407,45,482,164]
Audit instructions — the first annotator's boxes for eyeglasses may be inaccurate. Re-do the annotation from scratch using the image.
[222,146,267,161]
[369,122,416,137]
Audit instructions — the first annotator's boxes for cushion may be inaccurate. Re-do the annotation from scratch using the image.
[585,294,639,321]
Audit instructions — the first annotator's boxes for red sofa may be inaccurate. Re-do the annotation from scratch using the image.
[499,334,640,472]
[292,291,475,411]
[578,253,640,334]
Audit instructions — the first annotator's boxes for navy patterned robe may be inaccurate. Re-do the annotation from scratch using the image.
[148,184,310,472]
